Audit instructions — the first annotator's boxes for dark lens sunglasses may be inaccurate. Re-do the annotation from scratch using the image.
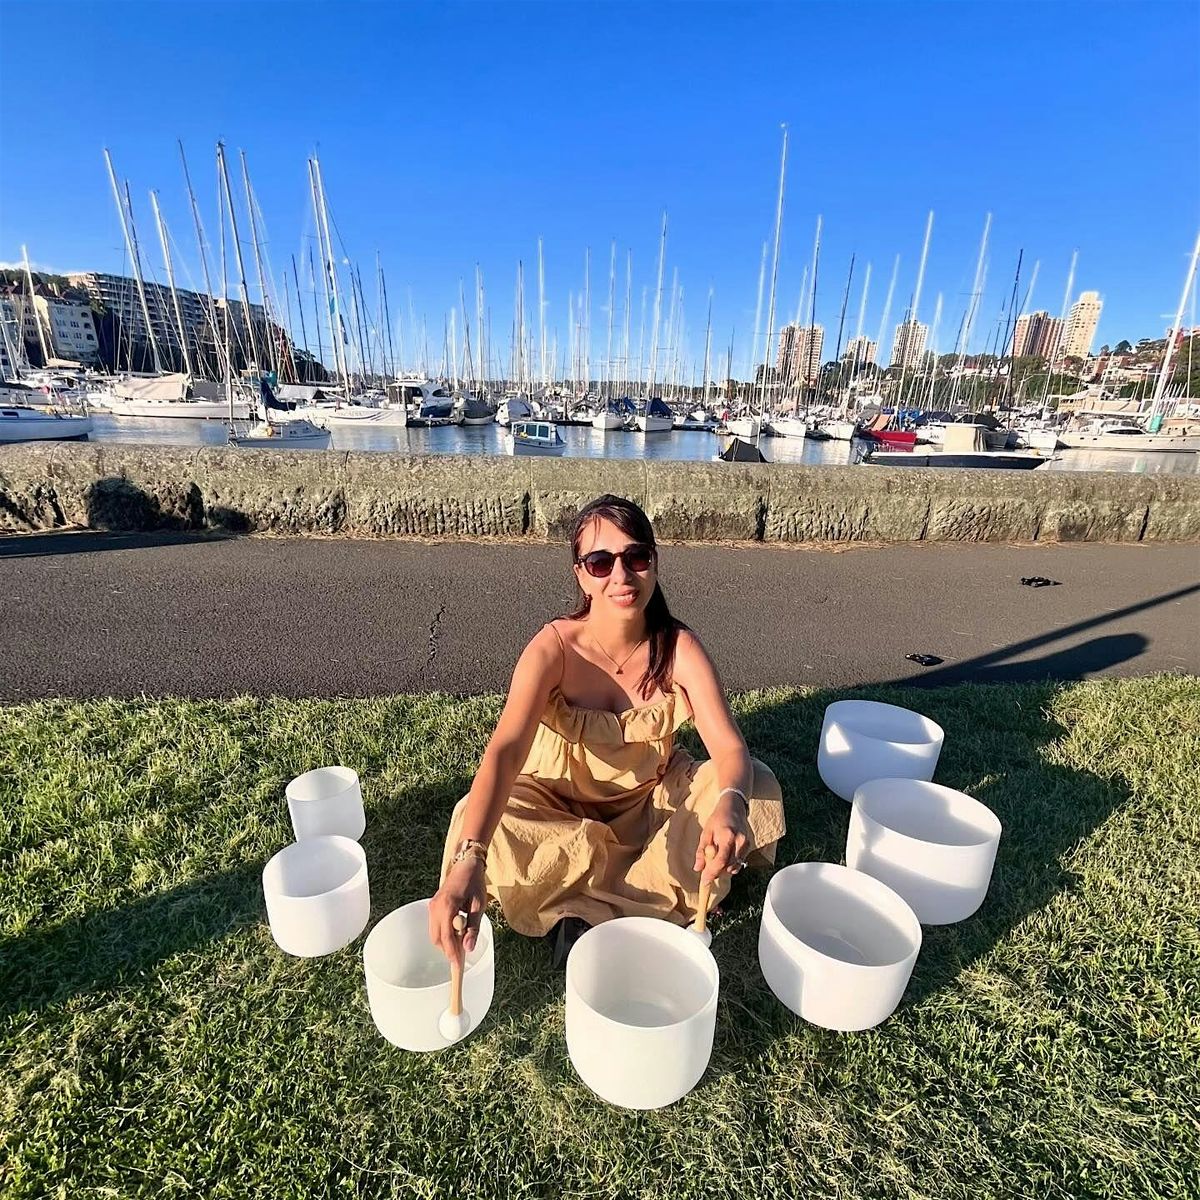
[576,544,656,578]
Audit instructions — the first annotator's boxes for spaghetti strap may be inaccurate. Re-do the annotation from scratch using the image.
[545,620,568,678]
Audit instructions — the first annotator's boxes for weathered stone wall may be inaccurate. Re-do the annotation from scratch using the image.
[2,442,1197,543]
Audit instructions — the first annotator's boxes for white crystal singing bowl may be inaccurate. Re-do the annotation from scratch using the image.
[286,765,366,841]
[818,700,944,802]
[262,835,370,957]
[566,917,719,1110]
[363,899,495,1052]
[758,862,921,1031]
[847,778,1002,924]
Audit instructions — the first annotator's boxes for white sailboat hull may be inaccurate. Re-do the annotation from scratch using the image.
[0,409,92,443]
[768,418,807,438]
[820,420,859,441]
[310,406,408,427]
[726,417,762,438]
[635,415,673,432]
[101,397,251,420]
[592,412,624,430]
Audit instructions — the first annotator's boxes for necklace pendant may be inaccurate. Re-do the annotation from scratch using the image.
[615,667,623,674]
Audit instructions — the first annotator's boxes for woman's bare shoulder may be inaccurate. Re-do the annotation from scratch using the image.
[672,627,711,681]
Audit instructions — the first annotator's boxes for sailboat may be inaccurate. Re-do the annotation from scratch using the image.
[635,396,674,432]
[233,377,330,447]
[0,384,92,442]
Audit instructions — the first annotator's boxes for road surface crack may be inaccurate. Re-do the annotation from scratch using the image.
[422,603,447,681]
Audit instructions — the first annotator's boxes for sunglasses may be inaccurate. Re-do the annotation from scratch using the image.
[576,544,656,578]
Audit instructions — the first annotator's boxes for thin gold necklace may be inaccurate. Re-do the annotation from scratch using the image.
[591,633,646,676]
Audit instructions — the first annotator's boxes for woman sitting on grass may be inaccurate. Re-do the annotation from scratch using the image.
[430,494,786,967]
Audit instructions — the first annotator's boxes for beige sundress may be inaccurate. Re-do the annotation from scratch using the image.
[440,638,787,936]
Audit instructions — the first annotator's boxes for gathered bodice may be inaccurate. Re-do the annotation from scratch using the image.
[521,685,693,803]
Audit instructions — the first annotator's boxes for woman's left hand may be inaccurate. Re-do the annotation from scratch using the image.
[695,794,751,883]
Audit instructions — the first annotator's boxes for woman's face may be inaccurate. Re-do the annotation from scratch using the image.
[574,516,657,620]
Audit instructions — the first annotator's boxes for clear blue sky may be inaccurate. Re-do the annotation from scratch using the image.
[2,0,1197,376]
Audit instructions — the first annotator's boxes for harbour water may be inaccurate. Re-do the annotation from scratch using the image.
[85,414,1200,475]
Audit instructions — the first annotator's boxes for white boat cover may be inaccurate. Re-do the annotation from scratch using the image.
[114,373,189,402]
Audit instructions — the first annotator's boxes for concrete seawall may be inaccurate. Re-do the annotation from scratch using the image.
[2,442,1198,543]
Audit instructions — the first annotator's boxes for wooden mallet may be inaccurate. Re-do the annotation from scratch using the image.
[438,912,470,1042]
[691,845,716,947]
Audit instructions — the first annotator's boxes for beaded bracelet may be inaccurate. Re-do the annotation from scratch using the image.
[450,838,488,868]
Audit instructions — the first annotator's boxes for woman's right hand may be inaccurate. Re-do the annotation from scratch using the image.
[428,858,487,966]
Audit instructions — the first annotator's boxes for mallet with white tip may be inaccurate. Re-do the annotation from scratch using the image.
[438,912,471,1042]
[691,845,716,947]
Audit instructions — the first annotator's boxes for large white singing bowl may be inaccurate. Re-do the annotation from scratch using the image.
[566,917,719,1110]
[847,778,1002,924]
[818,700,945,802]
[363,900,495,1052]
[758,862,921,1031]
[262,835,370,957]
[286,766,366,841]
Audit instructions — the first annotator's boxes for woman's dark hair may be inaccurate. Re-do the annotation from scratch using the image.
[565,494,687,699]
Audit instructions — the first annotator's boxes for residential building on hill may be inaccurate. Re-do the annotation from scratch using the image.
[1062,291,1103,359]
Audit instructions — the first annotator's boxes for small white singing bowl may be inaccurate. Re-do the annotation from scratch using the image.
[818,700,945,802]
[566,917,719,1110]
[286,766,366,841]
[758,862,921,1031]
[363,899,494,1052]
[847,778,1002,925]
[262,835,370,958]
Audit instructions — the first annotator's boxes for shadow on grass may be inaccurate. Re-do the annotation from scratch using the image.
[0,774,478,1019]
[0,640,1136,1045]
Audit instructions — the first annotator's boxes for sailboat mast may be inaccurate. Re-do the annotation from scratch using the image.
[239,150,279,379]
[311,155,352,403]
[217,142,261,374]
[149,191,193,376]
[308,246,325,382]
[758,125,789,424]
[21,245,52,365]
[702,287,714,407]
[582,247,591,396]
[951,213,991,410]
[1151,228,1200,414]
[832,254,855,404]
[622,249,632,395]
[605,240,616,402]
[104,149,162,373]
[751,239,767,385]
[178,140,221,376]
[380,253,396,383]
[537,238,547,390]
[291,255,310,381]
[647,212,667,399]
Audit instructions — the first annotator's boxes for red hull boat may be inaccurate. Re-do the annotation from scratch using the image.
[861,414,918,448]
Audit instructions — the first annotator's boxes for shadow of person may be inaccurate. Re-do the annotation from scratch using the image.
[887,632,1151,687]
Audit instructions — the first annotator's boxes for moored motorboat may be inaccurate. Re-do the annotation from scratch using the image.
[508,419,565,456]
[1058,419,1200,452]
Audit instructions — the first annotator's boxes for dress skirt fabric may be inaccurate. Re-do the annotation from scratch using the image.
[440,685,786,936]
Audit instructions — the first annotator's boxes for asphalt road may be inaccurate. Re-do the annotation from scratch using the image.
[1,531,1197,700]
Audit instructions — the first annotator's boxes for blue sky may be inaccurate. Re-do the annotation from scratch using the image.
[1,0,1197,375]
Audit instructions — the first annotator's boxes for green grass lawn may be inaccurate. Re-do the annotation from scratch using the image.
[1,678,1197,1200]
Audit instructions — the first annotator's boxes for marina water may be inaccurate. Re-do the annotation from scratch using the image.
[85,415,1200,475]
